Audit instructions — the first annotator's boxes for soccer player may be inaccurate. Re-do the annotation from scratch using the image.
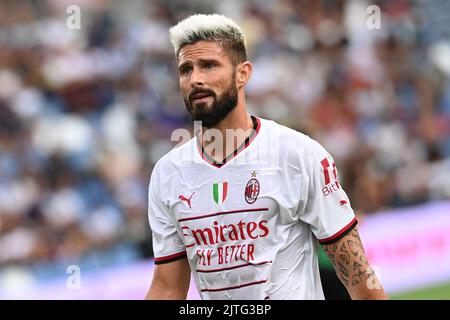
[145,14,387,300]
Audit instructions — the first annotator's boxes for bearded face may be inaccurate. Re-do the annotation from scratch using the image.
[183,70,238,128]
[178,41,241,128]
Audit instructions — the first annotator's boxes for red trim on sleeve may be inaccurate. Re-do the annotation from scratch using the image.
[318,217,358,244]
[154,250,187,264]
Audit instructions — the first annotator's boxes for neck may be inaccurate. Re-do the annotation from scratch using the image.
[200,92,253,163]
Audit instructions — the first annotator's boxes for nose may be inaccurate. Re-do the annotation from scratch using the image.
[190,67,205,88]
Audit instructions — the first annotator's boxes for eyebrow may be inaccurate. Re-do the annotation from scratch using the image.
[178,58,221,71]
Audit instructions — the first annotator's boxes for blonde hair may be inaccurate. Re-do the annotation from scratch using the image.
[169,13,247,64]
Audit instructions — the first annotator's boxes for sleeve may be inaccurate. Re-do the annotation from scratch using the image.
[298,137,357,245]
[148,164,187,264]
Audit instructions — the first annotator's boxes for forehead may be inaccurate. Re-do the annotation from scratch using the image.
[178,41,228,64]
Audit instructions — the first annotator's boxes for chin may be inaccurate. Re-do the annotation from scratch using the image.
[193,102,214,113]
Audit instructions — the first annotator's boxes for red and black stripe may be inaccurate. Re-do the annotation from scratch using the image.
[200,279,267,293]
[196,261,272,273]
[178,207,268,222]
[318,218,358,245]
[154,251,187,265]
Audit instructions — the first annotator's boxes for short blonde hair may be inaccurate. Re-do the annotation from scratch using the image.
[169,13,247,64]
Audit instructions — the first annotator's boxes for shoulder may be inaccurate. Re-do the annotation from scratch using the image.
[259,117,307,144]
[151,137,197,177]
[258,117,327,164]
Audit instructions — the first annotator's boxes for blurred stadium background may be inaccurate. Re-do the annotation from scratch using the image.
[1,0,450,300]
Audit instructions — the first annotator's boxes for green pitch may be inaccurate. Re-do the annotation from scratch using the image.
[390,282,450,300]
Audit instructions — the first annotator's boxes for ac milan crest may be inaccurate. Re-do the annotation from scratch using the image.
[245,178,260,204]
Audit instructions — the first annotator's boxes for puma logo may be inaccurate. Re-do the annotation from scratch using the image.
[340,200,348,206]
[179,192,195,209]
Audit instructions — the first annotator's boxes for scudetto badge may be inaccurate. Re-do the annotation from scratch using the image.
[245,178,260,204]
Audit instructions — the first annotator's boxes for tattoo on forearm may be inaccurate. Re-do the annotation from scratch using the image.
[323,228,378,289]
[337,261,349,285]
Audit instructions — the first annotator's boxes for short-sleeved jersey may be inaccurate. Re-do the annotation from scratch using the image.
[148,116,357,300]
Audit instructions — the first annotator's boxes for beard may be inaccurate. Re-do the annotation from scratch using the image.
[183,75,238,128]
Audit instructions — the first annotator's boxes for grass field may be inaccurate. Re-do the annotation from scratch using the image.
[390,282,450,300]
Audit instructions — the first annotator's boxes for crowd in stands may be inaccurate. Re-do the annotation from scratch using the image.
[0,0,449,281]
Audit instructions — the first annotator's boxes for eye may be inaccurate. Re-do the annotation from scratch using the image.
[203,62,216,69]
[180,65,192,75]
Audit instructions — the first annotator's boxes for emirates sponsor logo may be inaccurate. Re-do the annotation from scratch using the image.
[185,220,269,246]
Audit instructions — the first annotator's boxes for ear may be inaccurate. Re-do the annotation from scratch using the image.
[236,61,253,89]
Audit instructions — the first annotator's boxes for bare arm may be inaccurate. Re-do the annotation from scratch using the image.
[145,257,191,300]
[322,226,388,300]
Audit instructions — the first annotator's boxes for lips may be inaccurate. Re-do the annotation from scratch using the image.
[192,92,211,99]
[190,91,213,104]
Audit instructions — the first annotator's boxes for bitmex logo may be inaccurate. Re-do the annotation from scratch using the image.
[184,220,269,246]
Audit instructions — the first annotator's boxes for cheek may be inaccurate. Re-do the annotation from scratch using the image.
[180,80,190,96]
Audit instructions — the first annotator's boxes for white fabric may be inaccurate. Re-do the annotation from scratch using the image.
[148,117,356,300]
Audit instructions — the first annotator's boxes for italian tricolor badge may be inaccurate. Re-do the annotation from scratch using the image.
[213,182,228,205]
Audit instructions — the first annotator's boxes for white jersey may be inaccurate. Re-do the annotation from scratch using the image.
[148,116,357,300]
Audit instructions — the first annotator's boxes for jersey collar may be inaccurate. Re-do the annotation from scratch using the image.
[196,116,261,168]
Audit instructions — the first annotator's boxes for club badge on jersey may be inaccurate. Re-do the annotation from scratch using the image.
[245,171,260,204]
